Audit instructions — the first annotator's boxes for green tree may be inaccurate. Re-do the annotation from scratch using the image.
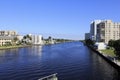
[12,37,19,45]
[4,41,12,46]
[22,35,32,45]
[108,40,115,47]
[23,36,27,39]
[26,35,32,40]
[85,39,95,46]
[113,39,120,57]
[13,37,19,42]
[48,36,52,40]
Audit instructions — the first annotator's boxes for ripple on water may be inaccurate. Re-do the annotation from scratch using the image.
[0,42,119,80]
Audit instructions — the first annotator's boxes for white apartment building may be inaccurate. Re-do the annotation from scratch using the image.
[31,35,43,45]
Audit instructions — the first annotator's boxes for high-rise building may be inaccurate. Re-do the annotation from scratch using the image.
[31,35,43,45]
[97,20,120,44]
[85,33,90,40]
[90,20,102,41]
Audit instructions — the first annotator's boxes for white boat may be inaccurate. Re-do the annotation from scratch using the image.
[38,73,58,80]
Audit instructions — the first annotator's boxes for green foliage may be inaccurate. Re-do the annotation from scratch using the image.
[26,35,32,40]
[4,42,12,46]
[100,49,115,57]
[22,34,32,45]
[112,39,120,57]
[23,36,27,39]
[43,37,73,44]
[24,35,32,40]
[108,40,115,47]
[48,36,52,40]
[13,37,19,42]
[55,39,72,43]
[85,39,95,46]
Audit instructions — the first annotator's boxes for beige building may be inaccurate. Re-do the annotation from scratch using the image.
[0,36,15,46]
[97,20,120,44]
[0,30,17,36]
[0,30,18,46]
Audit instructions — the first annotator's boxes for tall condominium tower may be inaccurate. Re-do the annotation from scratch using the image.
[97,20,120,44]
[90,20,102,41]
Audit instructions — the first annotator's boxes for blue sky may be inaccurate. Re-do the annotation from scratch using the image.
[0,0,120,40]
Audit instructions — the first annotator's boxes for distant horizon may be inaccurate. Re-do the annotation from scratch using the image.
[0,29,82,40]
[20,31,83,40]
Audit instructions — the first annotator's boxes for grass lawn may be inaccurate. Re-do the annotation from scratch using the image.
[100,49,120,63]
[100,49,116,57]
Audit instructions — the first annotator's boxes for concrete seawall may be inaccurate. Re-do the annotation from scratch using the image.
[87,45,120,71]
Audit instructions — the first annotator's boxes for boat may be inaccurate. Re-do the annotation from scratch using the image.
[38,73,58,80]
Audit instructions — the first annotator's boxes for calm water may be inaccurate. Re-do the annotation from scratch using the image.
[0,42,119,80]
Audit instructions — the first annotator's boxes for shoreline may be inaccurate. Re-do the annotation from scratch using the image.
[0,43,56,50]
[87,45,120,71]
[0,45,32,50]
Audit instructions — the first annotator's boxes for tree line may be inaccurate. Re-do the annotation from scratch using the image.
[108,39,120,57]
[85,39,120,57]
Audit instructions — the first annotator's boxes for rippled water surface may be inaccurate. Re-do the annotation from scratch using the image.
[0,42,120,80]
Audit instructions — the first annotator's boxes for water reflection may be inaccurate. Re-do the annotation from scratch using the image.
[0,46,43,64]
[0,48,19,56]
[89,50,120,80]
[31,46,43,56]
[0,48,19,64]
[0,42,119,80]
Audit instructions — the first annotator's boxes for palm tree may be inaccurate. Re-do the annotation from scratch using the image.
[22,35,32,45]
[12,37,19,45]
[48,36,52,40]
[26,35,32,40]
[13,37,19,42]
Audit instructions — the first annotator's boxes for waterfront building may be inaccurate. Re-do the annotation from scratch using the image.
[85,33,90,40]
[90,20,102,41]
[95,42,106,50]
[31,35,43,45]
[97,20,120,44]
[0,30,18,46]
[17,35,23,41]
[0,30,17,36]
[0,36,15,46]
[16,35,24,44]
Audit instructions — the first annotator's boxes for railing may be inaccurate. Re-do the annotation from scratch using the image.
[38,73,58,80]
